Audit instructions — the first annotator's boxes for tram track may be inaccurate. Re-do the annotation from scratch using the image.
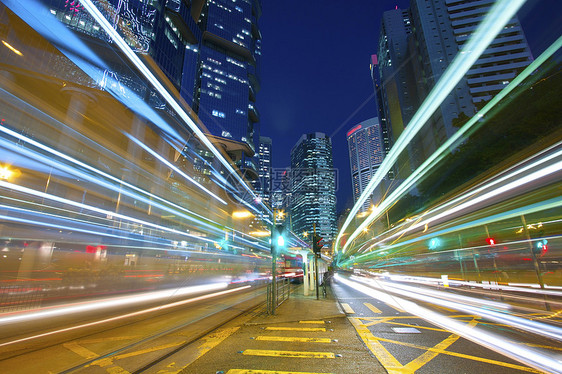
[0,283,267,373]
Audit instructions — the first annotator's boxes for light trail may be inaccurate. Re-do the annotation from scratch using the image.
[362,157,562,253]
[336,0,528,252]
[0,284,251,348]
[0,121,270,251]
[337,275,562,374]
[73,0,272,218]
[124,134,227,205]
[352,276,562,342]
[0,180,218,244]
[339,35,562,254]
[0,282,228,324]
[347,198,562,264]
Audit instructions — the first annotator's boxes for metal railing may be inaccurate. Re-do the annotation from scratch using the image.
[267,276,291,314]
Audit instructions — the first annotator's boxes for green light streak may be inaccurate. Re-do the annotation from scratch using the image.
[339,34,562,256]
[336,0,528,252]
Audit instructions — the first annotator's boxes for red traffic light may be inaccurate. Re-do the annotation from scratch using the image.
[313,235,324,253]
[486,238,496,246]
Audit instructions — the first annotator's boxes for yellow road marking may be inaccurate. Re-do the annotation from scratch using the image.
[358,314,479,320]
[299,320,325,324]
[195,327,240,360]
[364,303,382,314]
[521,342,562,351]
[403,332,462,372]
[265,327,326,332]
[64,342,99,360]
[155,326,242,373]
[372,335,542,373]
[340,303,355,314]
[349,317,540,373]
[89,341,184,369]
[385,321,448,332]
[242,349,335,359]
[387,303,405,313]
[227,369,334,374]
[348,317,402,371]
[64,336,140,360]
[256,336,332,343]
[433,305,457,313]
[363,319,389,327]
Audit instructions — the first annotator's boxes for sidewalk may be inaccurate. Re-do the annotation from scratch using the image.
[179,283,386,374]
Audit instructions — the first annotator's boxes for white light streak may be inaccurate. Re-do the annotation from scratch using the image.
[77,0,271,218]
[0,285,250,348]
[336,0,527,251]
[337,275,562,374]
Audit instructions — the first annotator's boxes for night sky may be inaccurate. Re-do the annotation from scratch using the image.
[257,0,562,214]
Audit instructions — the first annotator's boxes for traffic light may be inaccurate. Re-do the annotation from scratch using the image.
[486,237,496,246]
[313,235,324,253]
[535,239,548,257]
[272,225,286,250]
[428,237,441,251]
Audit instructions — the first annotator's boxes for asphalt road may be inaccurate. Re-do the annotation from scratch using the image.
[331,274,562,374]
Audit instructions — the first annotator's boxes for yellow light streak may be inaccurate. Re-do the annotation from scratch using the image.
[232,210,253,219]
[2,40,23,56]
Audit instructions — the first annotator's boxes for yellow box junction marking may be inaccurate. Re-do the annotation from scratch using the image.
[348,317,402,371]
[340,303,355,314]
[227,369,334,374]
[349,317,543,374]
[364,302,382,314]
[265,327,326,332]
[298,320,325,324]
[256,336,332,343]
[242,349,335,359]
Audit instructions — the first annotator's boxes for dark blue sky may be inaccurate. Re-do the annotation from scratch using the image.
[257,0,562,214]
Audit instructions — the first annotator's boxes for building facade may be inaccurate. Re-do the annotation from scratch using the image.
[47,0,263,182]
[376,0,533,169]
[346,118,385,212]
[193,0,262,150]
[253,136,272,204]
[444,0,533,106]
[290,133,337,245]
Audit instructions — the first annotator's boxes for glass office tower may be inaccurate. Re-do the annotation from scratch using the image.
[194,0,262,150]
[347,118,385,212]
[290,133,337,246]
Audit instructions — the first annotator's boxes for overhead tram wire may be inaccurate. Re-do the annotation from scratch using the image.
[335,0,528,254]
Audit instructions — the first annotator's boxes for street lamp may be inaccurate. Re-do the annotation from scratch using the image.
[0,165,20,181]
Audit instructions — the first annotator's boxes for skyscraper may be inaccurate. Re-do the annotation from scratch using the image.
[47,0,263,181]
[193,0,262,150]
[377,0,533,164]
[254,136,272,204]
[377,7,426,175]
[443,0,533,106]
[378,7,418,144]
[347,118,385,212]
[290,133,337,245]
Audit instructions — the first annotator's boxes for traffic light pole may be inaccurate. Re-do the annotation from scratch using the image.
[270,214,277,315]
[314,223,319,300]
